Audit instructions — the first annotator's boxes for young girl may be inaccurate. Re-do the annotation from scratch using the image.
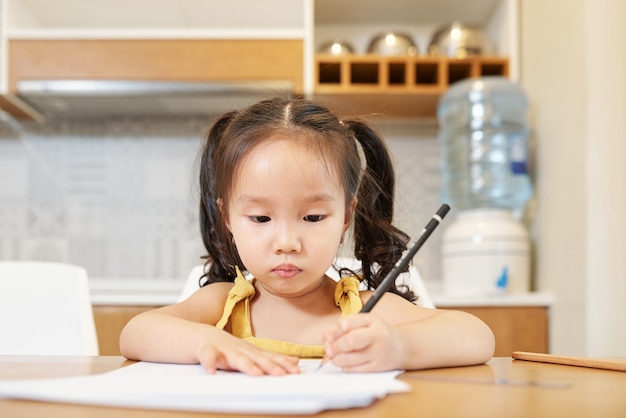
[119,96,495,376]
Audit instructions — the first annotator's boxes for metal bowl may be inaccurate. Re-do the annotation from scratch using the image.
[367,32,418,56]
[428,22,492,58]
[318,41,354,56]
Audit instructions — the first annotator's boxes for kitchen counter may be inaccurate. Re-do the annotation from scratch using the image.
[89,279,553,308]
[89,279,186,306]
[431,291,553,308]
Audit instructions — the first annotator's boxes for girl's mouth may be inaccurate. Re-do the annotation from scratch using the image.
[272,264,302,278]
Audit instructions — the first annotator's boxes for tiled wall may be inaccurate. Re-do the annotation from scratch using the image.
[0,115,443,282]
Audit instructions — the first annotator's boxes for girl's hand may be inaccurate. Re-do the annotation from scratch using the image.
[196,332,300,376]
[322,314,406,372]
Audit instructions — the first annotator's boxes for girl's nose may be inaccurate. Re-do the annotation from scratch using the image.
[273,223,302,254]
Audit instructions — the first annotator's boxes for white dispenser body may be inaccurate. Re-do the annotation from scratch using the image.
[442,208,530,295]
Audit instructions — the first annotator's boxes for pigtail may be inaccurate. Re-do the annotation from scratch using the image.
[344,120,416,302]
[199,111,242,284]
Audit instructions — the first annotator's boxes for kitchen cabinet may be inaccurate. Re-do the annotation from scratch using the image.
[93,305,160,356]
[444,306,549,356]
[8,39,303,89]
[93,303,548,357]
[432,292,552,356]
[0,0,307,121]
[0,0,518,121]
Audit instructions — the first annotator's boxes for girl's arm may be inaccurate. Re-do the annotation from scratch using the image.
[322,292,496,372]
[119,283,300,375]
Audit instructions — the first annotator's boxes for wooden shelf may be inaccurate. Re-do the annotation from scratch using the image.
[313,54,508,118]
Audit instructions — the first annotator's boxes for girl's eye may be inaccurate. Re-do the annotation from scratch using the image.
[304,215,326,222]
[250,216,271,223]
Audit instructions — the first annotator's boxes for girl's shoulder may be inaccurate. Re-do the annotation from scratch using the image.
[193,281,236,299]
[174,281,236,323]
[179,281,235,307]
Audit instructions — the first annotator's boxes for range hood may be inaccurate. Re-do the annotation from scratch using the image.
[16,79,293,120]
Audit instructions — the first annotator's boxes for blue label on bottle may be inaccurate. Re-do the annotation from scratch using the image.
[509,135,528,174]
[511,161,527,174]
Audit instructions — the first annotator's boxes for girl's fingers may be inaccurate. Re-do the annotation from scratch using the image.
[324,314,404,372]
[250,352,300,376]
[273,354,301,373]
[329,347,367,365]
[330,344,394,372]
[325,315,377,355]
[338,313,375,329]
[330,326,372,353]
[199,344,299,376]
[329,314,378,341]
[197,345,221,374]
[223,350,265,376]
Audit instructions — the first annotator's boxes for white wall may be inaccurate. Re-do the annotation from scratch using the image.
[0,0,7,92]
[521,0,626,356]
[583,0,626,356]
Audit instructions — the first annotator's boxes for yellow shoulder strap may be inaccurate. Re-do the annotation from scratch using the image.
[215,267,255,335]
[334,276,362,317]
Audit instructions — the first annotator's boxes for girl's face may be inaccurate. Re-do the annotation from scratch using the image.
[224,136,354,297]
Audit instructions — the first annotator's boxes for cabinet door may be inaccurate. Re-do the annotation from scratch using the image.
[8,39,304,93]
[444,306,549,356]
[93,305,161,356]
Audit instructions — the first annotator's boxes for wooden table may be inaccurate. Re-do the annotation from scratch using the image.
[0,356,624,417]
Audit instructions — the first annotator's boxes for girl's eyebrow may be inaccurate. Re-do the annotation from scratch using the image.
[302,193,336,203]
[237,193,336,204]
[237,194,267,204]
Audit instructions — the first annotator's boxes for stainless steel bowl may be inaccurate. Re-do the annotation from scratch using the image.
[318,41,354,56]
[367,32,418,56]
[428,22,492,58]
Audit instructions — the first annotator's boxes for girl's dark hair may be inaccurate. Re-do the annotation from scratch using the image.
[198,96,415,302]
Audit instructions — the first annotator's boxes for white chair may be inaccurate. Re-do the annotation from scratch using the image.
[179,264,207,303]
[179,258,435,308]
[0,261,99,355]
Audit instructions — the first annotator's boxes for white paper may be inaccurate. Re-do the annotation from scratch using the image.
[0,360,409,414]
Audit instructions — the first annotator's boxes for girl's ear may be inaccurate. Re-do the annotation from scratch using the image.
[217,198,232,231]
[343,197,358,234]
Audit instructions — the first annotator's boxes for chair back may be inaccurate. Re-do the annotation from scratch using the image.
[179,264,206,303]
[0,261,99,355]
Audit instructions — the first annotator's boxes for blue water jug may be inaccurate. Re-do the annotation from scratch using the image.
[437,76,533,215]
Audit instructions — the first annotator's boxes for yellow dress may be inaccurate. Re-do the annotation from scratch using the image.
[215,268,362,358]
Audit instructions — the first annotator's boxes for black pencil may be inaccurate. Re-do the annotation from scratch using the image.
[360,203,450,312]
[316,203,450,371]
